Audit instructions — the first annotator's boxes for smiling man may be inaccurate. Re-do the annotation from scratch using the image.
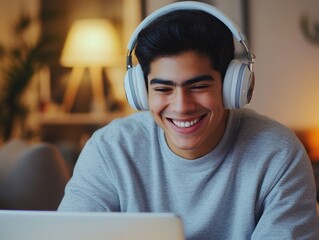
[59,2,319,239]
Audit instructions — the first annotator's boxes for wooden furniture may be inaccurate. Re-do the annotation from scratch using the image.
[37,111,132,165]
[39,111,131,143]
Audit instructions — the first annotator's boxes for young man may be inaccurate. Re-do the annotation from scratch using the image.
[59,2,319,239]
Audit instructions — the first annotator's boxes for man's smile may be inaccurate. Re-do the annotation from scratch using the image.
[167,115,207,129]
[172,118,200,128]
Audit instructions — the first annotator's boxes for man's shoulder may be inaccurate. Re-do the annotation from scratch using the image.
[236,108,298,146]
[114,111,154,128]
[239,108,292,131]
[93,111,156,139]
[111,111,152,123]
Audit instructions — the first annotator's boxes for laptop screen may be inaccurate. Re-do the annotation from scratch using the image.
[0,210,185,240]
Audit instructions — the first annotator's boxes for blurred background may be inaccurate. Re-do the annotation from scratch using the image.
[0,0,318,210]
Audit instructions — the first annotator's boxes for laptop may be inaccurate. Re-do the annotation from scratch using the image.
[0,210,185,240]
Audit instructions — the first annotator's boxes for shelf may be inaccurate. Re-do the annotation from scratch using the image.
[38,111,130,126]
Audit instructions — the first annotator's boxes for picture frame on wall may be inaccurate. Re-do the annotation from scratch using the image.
[205,0,250,38]
[207,0,251,58]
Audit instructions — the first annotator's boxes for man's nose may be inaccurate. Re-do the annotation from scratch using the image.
[171,88,195,113]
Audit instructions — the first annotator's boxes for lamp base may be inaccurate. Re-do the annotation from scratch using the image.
[62,67,106,114]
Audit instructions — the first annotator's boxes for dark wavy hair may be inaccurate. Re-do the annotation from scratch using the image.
[135,9,235,85]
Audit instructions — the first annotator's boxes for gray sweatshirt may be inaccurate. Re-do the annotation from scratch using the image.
[59,109,319,240]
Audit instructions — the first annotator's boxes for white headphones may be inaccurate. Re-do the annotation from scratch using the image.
[124,1,255,110]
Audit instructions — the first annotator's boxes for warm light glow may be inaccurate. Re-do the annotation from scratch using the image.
[306,129,319,160]
[61,19,121,67]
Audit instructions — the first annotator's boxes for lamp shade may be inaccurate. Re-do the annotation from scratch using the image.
[60,19,121,67]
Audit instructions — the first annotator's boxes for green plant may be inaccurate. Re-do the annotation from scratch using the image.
[0,13,52,142]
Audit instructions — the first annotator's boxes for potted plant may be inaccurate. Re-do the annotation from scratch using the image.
[0,13,53,142]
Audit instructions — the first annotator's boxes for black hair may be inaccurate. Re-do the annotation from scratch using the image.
[135,9,235,84]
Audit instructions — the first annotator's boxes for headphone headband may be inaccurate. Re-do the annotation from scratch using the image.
[127,1,254,69]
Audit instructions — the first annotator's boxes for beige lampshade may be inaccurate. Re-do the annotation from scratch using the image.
[60,19,121,67]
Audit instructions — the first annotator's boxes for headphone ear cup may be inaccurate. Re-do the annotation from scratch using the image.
[223,59,254,109]
[124,64,149,110]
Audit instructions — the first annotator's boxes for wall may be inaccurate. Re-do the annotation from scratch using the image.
[249,0,319,129]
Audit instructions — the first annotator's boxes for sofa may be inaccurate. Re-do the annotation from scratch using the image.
[0,139,71,210]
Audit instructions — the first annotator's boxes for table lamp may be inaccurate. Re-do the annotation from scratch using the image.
[60,18,121,113]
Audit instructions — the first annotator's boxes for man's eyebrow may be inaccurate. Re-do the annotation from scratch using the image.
[150,79,175,86]
[182,75,214,87]
[150,75,214,86]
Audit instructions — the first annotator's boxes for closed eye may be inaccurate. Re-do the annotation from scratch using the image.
[153,86,173,93]
[189,84,210,91]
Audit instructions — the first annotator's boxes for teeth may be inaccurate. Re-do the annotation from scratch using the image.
[172,118,200,128]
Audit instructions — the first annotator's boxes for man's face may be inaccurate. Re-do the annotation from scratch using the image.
[148,51,228,160]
